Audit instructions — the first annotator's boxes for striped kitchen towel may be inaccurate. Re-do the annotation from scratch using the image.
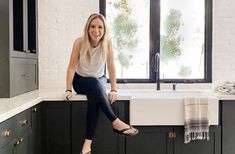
[184,97,209,144]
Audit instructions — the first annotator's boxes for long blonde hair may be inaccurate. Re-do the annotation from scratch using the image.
[81,13,110,65]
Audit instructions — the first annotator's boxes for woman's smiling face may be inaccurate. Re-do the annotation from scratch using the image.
[88,17,105,46]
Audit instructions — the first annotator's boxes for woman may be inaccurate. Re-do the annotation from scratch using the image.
[63,13,138,154]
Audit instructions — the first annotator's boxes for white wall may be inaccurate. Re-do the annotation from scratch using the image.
[213,0,235,81]
[38,0,99,89]
[38,0,235,89]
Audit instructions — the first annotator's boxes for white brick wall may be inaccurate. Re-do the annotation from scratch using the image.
[213,0,235,81]
[38,0,235,89]
[38,0,98,89]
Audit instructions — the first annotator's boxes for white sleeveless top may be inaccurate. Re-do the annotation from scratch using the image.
[76,45,106,78]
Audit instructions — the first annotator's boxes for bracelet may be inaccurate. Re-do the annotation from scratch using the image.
[65,89,72,92]
[111,89,117,92]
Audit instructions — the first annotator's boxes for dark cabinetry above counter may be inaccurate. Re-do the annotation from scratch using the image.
[0,0,38,98]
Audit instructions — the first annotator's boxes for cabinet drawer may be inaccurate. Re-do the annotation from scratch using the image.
[10,58,38,97]
[0,109,31,150]
[15,110,30,135]
[0,117,15,149]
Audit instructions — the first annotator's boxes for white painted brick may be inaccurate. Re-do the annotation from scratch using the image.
[38,0,98,89]
[212,0,235,82]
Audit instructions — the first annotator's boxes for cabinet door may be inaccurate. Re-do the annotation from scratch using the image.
[71,101,127,154]
[126,127,173,154]
[12,0,24,52]
[10,58,38,97]
[29,104,42,154]
[27,0,36,53]
[222,100,235,154]
[173,126,221,154]
[92,101,126,154]
[13,132,30,154]
[71,101,86,154]
[42,102,71,154]
[0,143,13,154]
[12,0,37,55]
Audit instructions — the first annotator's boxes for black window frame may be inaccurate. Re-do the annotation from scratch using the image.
[100,0,212,84]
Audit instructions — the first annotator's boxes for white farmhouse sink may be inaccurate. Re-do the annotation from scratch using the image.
[129,90,218,126]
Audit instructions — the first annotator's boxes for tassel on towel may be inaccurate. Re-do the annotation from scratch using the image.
[184,97,209,144]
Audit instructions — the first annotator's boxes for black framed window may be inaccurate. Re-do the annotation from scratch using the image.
[100,0,212,83]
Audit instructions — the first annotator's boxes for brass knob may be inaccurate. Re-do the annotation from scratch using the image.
[19,138,24,143]
[168,132,174,139]
[14,140,20,146]
[2,128,12,137]
[20,119,28,125]
[168,132,177,139]
[32,107,37,112]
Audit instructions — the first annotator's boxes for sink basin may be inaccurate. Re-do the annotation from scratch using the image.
[130,90,216,98]
[129,90,218,126]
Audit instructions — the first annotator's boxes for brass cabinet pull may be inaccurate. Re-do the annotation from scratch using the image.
[20,119,28,125]
[14,140,20,146]
[32,107,37,112]
[19,137,24,142]
[2,128,12,137]
[168,132,174,139]
[168,132,177,139]
[14,138,24,146]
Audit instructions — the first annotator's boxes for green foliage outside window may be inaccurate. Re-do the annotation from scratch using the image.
[161,9,183,62]
[111,0,138,77]
[178,65,192,77]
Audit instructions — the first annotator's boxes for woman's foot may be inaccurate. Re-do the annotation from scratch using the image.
[81,139,92,154]
[112,118,138,136]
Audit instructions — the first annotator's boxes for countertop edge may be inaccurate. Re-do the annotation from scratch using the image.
[1,89,235,123]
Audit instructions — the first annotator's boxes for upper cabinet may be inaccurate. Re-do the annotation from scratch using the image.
[0,0,38,98]
[11,0,37,58]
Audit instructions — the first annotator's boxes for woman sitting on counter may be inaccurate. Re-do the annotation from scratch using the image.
[62,13,138,154]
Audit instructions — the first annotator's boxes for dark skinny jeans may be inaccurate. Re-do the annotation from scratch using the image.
[72,73,117,139]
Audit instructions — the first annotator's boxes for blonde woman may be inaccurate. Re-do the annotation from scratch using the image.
[63,13,138,154]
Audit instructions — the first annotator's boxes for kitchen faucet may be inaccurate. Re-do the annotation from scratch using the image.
[154,52,160,90]
[172,83,177,90]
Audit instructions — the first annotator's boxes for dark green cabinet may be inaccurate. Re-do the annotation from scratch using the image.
[173,126,221,154]
[29,104,42,154]
[42,101,127,154]
[42,102,71,154]
[0,0,38,98]
[13,131,30,154]
[126,126,221,154]
[0,99,226,154]
[0,109,31,154]
[12,0,36,55]
[221,100,235,154]
[126,127,173,154]
[71,101,126,154]
[0,143,13,154]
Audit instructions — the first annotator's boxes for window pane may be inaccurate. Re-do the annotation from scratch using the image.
[160,0,205,79]
[106,0,150,79]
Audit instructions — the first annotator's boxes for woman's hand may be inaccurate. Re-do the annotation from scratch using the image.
[108,90,118,104]
[62,90,73,101]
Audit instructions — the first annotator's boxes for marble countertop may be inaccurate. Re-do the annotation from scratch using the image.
[0,89,235,123]
[0,89,131,123]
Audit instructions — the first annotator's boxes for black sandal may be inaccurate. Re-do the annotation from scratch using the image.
[113,126,138,136]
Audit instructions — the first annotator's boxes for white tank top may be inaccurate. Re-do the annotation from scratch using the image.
[76,45,105,78]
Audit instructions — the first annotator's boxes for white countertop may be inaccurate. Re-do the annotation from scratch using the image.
[0,89,235,123]
[0,89,131,123]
